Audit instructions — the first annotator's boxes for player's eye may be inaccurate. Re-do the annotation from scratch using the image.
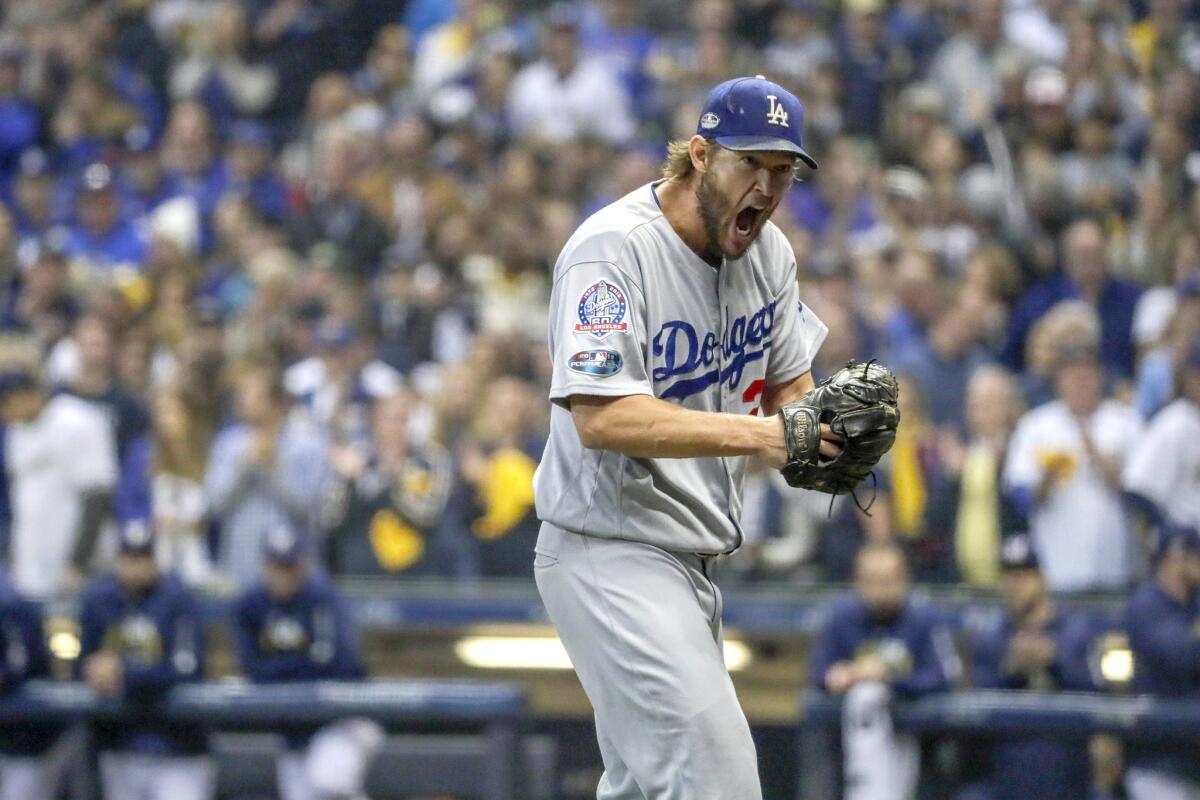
[741,156,757,167]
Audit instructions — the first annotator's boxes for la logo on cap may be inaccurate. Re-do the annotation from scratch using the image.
[766,96,789,127]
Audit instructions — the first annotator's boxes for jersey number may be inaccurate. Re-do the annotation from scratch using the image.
[743,379,765,415]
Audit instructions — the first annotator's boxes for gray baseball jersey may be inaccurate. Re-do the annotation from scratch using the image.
[533,181,828,554]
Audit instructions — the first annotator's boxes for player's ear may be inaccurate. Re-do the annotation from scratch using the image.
[688,136,710,175]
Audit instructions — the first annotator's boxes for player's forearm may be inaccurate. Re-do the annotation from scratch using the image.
[571,394,784,465]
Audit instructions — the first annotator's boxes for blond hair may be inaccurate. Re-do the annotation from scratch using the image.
[661,138,710,181]
[660,137,806,182]
[0,334,42,380]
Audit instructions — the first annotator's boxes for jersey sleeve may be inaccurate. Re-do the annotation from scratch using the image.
[1123,409,1174,510]
[66,405,118,493]
[766,259,827,386]
[547,261,654,408]
[1003,412,1044,492]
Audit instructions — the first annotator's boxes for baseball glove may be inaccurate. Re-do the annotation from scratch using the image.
[778,361,900,495]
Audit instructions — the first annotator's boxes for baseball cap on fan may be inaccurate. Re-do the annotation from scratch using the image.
[697,75,818,169]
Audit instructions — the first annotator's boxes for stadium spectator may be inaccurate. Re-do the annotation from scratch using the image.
[965,534,1101,800]
[1018,298,1102,408]
[835,0,898,136]
[0,566,56,800]
[204,359,327,585]
[10,150,59,251]
[168,1,278,129]
[64,163,148,280]
[890,285,995,431]
[287,129,391,276]
[233,524,378,800]
[578,0,656,116]
[160,102,225,225]
[117,124,175,221]
[51,312,149,460]
[446,374,543,578]
[0,340,116,598]
[78,522,211,800]
[322,391,460,577]
[1124,524,1200,800]
[283,318,402,445]
[411,0,503,102]
[887,374,950,576]
[764,1,835,90]
[507,3,636,146]
[929,365,1026,588]
[221,119,288,224]
[117,387,215,586]
[929,0,1030,136]
[810,541,960,800]
[9,239,76,347]
[1004,345,1142,591]
[1004,219,1141,378]
[1135,273,1200,418]
[0,44,39,198]
[1125,338,1200,530]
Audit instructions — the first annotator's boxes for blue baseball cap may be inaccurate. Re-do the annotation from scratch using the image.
[262,524,305,565]
[999,533,1039,571]
[1153,523,1200,561]
[697,76,818,170]
[118,520,155,556]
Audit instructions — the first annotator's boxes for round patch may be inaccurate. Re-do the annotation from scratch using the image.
[576,279,628,338]
[568,349,623,377]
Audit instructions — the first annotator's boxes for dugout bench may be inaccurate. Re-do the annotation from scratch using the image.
[797,690,1200,800]
[0,679,532,800]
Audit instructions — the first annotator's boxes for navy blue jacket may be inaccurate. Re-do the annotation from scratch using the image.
[234,571,365,749]
[809,596,959,697]
[1125,580,1200,782]
[1003,274,1140,378]
[971,607,1099,800]
[77,573,206,755]
[0,570,58,755]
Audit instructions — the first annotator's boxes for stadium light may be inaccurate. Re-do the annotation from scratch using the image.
[455,635,752,671]
[49,631,81,661]
[1099,646,1134,685]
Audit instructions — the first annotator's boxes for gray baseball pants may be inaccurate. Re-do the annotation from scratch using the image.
[534,522,762,800]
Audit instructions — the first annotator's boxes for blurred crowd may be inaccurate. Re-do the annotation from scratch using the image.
[0,0,1193,605]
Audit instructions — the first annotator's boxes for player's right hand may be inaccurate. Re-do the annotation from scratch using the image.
[762,417,843,470]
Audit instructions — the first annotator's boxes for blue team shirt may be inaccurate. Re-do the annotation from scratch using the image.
[1125,580,1200,781]
[234,571,365,749]
[77,573,206,755]
[233,571,364,684]
[0,569,57,755]
[63,219,148,271]
[809,595,959,698]
[971,608,1099,800]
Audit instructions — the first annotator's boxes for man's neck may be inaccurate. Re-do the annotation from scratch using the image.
[74,370,112,396]
[655,178,721,266]
[1156,569,1192,605]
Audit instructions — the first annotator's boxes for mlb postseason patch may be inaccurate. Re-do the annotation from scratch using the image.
[576,279,628,338]
[568,349,623,377]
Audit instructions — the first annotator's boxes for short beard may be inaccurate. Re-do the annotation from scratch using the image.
[695,171,734,263]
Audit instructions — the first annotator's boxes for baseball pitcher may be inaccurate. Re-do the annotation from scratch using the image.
[533,76,899,798]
